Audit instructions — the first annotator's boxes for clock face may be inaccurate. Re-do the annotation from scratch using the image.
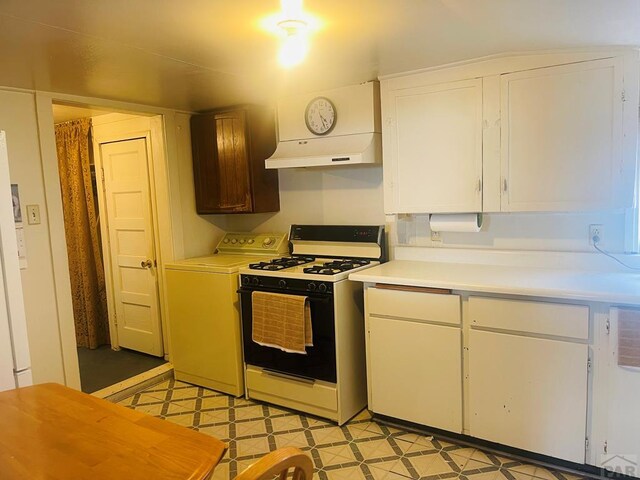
[305,97,336,136]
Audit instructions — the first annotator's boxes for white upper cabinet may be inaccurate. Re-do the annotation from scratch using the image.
[383,79,483,213]
[500,58,627,212]
[381,50,639,214]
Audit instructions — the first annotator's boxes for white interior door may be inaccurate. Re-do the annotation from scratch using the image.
[100,138,163,356]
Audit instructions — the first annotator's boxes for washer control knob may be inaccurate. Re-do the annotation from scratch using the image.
[247,239,255,244]
[278,280,287,288]
[223,238,230,244]
[251,277,260,286]
[231,238,238,244]
[239,239,246,244]
[262,237,274,247]
[307,282,317,291]
[318,283,327,293]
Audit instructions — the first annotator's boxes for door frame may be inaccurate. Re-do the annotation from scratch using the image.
[91,114,171,358]
[34,94,183,389]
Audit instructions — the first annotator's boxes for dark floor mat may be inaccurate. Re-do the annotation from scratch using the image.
[77,345,166,393]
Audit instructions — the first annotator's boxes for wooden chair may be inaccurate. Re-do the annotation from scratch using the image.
[233,447,314,480]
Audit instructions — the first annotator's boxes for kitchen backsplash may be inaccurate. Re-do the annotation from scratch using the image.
[394,211,628,253]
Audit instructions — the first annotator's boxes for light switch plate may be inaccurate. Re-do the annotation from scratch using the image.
[26,204,40,225]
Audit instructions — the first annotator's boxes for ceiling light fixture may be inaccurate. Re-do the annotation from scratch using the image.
[277,18,309,68]
[265,0,315,69]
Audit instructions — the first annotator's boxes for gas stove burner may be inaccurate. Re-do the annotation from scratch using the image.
[273,256,315,266]
[302,258,371,275]
[265,264,285,270]
[249,256,315,271]
[248,261,277,270]
[323,259,371,270]
[303,266,342,275]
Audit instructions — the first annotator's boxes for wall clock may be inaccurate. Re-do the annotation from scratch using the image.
[304,97,336,135]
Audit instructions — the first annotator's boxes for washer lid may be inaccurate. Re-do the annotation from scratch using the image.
[164,254,271,274]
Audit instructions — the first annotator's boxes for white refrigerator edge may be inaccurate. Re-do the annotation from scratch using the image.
[0,130,32,391]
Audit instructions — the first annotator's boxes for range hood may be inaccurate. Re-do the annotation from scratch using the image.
[265,133,381,169]
[266,81,382,169]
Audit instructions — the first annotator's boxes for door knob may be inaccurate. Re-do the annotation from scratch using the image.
[141,259,153,269]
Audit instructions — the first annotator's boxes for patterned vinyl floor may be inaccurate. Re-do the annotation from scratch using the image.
[116,379,589,480]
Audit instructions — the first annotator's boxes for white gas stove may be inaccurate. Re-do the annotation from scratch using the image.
[237,224,386,425]
[241,256,379,283]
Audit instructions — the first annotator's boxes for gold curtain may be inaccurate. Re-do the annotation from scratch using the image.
[55,118,109,349]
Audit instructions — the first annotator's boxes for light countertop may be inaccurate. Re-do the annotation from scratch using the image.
[349,260,640,305]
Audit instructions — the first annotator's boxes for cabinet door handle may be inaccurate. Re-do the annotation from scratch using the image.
[141,259,153,269]
[502,178,508,192]
[477,179,482,192]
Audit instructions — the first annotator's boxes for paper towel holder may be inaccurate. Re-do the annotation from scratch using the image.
[429,213,483,233]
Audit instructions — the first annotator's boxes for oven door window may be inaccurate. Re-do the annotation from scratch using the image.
[239,288,336,383]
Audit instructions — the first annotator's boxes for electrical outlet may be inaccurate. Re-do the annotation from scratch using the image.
[589,224,603,246]
[431,230,442,243]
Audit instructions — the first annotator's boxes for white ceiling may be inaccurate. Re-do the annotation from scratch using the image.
[1,0,638,112]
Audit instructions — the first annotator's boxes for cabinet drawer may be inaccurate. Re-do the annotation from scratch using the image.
[469,297,588,340]
[369,287,460,325]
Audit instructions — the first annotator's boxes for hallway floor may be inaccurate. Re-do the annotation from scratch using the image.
[117,379,589,480]
[77,345,166,393]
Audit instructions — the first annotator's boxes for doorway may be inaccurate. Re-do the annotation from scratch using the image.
[52,103,166,393]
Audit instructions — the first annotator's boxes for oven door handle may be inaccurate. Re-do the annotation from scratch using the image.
[237,288,331,303]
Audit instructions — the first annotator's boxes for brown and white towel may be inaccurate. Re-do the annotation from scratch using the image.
[618,309,640,368]
[251,291,313,354]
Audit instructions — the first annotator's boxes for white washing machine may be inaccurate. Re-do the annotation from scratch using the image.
[164,232,288,396]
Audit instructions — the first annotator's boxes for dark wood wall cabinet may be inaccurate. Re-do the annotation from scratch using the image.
[191,106,280,214]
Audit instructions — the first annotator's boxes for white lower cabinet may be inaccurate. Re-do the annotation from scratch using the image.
[365,287,596,465]
[468,296,590,463]
[591,307,640,474]
[366,287,463,433]
[369,316,463,432]
[468,329,588,463]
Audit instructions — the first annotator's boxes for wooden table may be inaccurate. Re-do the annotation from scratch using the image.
[0,383,227,480]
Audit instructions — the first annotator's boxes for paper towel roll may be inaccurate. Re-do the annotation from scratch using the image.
[429,213,483,233]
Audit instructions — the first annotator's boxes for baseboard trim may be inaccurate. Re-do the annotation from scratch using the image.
[92,363,174,402]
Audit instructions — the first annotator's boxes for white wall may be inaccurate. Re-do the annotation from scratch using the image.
[0,90,67,384]
[396,211,628,253]
[224,166,386,233]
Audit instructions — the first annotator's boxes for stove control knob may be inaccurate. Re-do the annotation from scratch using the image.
[307,282,317,291]
[278,280,287,288]
[242,276,250,286]
[239,238,246,244]
[251,277,259,286]
[262,237,274,247]
[318,283,327,293]
[247,239,255,244]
